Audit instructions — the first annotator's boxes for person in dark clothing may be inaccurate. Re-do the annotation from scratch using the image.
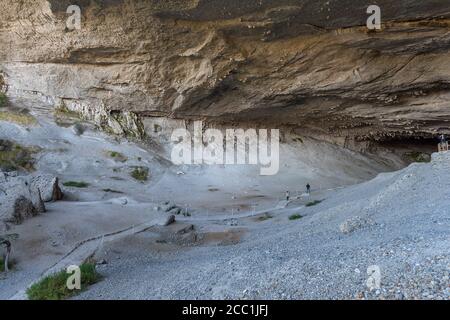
[306,184,311,194]
[286,191,290,201]
[439,134,447,144]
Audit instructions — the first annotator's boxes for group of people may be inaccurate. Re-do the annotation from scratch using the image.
[286,184,310,201]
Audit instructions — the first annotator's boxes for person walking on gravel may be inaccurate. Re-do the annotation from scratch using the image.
[306,183,311,195]
[286,191,290,201]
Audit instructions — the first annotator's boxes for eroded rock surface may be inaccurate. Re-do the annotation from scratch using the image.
[0,1,449,145]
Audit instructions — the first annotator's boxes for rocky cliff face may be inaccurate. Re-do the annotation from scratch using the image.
[1,0,450,148]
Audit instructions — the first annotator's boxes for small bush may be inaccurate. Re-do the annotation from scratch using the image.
[130,166,149,182]
[289,214,303,221]
[0,92,7,107]
[63,181,89,188]
[108,151,128,163]
[405,151,431,163]
[306,200,322,207]
[26,263,100,300]
[0,140,38,172]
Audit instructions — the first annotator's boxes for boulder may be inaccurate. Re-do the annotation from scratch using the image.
[162,201,177,212]
[0,172,62,230]
[72,123,85,136]
[29,174,63,202]
[164,215,176,226]
[156,214,176,227]
[168,207,182,215]
[2,196,37,226]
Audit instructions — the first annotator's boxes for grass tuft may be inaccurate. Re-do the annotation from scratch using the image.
[0,110,37,126]
[54,104,80,119]
[0,92,7,107]
[26,263,100,300]
[107,151,128,163]
[130,166,149,182]
[0,140,38,172]
[63,181,89,188]
[257,213,273,221]
[306,200,323,207]
[289,214,303,221]
[405,151,431,163]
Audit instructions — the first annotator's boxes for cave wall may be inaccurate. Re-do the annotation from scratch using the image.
[1,0,450,143]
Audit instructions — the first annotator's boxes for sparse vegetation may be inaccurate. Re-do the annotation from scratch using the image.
[0,110,37,126]
[102,188,124,194]
[306,200,323,207]
[53,103,82,127]
[107,151,128,162]
[289,214,303,220]
[0,92,7,107]
[405,151,431,163]
[26,263,100,300]
[0,257,5,272]
[257,213,273,221]
[54,104,80,119]
[0,140,38,172]
[63,181,90,188]
[130,166,149,182]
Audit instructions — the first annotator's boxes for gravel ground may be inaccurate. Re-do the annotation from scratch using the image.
[1,109,448,300]
[77,153,450,300]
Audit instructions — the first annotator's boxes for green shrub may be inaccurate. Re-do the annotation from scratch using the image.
[289,214,303,220]
[26,263,100,300]
[0,92,7,107]
[0,140,38,172]
[108,151,128,162]
[405,151,431,163]
[306,200,322,207]
[63,181,89,188]
[130,166,149,182]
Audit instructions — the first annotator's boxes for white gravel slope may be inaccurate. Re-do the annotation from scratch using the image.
[77,153,450,300]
